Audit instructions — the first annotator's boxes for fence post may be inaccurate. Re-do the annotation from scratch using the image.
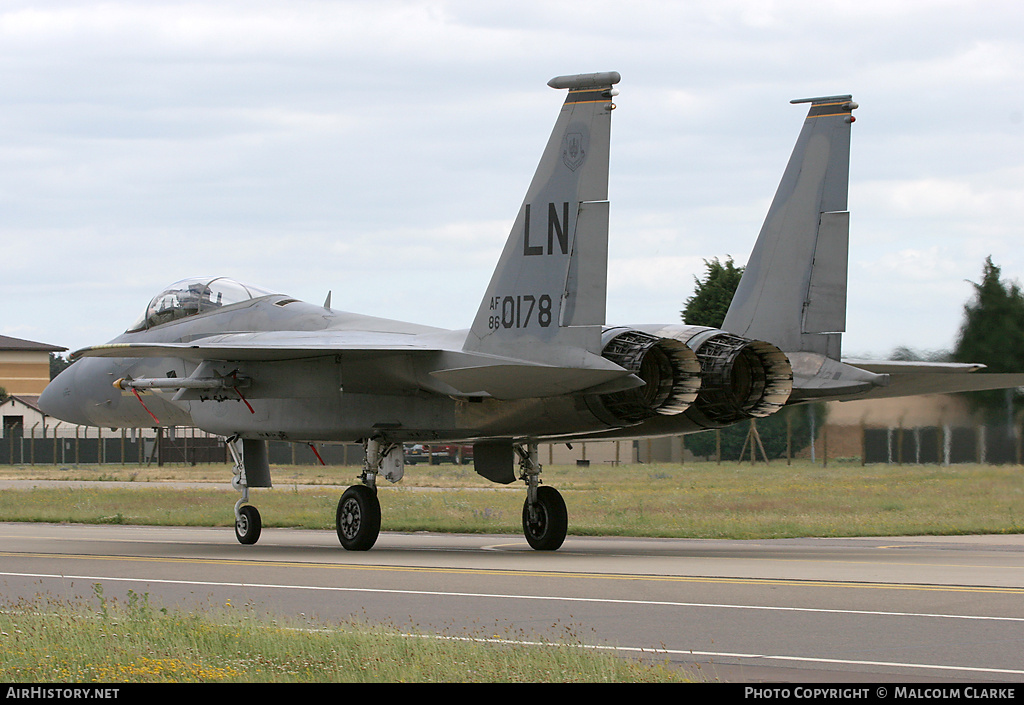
[786,412,792,466]
[15,422,23,464]
[1011,409,1019,465]
[809,405,817,464]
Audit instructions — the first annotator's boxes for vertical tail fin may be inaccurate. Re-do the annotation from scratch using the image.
[722,95,858,359]
[464,72,619,364]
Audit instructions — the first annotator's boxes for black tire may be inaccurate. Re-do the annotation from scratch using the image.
[522,486,567,551]
[336,485,381,551]
[235,504,262,545]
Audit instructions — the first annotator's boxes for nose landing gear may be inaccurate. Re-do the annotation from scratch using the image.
[228,436,271,545]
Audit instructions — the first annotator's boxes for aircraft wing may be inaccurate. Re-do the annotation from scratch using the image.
[69,330,430,362]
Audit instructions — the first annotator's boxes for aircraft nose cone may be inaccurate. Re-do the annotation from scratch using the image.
[38,364,91,426]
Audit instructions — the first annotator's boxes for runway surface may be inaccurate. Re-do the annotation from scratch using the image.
[1,521,1023,683]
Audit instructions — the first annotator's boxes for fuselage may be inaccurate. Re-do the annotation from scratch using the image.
[38,291,674,443]
[42,289,783,443]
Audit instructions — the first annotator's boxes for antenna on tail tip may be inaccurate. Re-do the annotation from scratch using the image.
[548,72,621,90]
[791,94,853,104]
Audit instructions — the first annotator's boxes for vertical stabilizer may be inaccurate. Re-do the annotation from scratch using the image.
[464,72,619,364]
[722,96,858,359]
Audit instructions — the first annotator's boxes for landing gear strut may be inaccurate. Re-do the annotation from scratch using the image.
[335,438,400,551]
[517,443,567,550]
[228,436,265,545]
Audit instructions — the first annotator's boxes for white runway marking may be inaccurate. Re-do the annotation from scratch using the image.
[4,570,1023,622]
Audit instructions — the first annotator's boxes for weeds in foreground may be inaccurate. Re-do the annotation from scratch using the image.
[0,590,690,683]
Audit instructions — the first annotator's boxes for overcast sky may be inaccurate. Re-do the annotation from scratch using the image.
[2,0,1022,359]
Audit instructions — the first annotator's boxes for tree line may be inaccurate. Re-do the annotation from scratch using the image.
[679,255,1024,460]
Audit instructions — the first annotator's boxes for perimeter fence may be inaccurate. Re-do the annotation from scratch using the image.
[0,421,1022,466]
[0,421,364,466]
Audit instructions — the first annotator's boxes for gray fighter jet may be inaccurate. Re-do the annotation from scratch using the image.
[39,72,1024,551]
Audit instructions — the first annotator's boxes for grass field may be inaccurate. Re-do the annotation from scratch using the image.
[1,458,1022,539]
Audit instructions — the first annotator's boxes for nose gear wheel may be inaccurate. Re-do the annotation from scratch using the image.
[234,504,261,545]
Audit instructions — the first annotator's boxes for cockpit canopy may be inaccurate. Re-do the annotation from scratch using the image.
[128,277,276,332]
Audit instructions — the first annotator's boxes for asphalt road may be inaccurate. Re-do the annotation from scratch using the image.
[1,522,1023,683]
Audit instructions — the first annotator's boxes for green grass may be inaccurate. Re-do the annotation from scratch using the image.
[1,459,1022,539]
[0,588,689,683]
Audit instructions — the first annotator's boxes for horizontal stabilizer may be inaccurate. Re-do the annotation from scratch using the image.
[789,354,1024,403]
[843,359,986,374]
[854,372,1024,401]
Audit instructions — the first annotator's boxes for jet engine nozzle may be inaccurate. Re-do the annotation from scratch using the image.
[586,329,702,425]
[687,333,793,427]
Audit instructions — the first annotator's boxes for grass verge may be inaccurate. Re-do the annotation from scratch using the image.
[0,460,1021,539]
[0,589,689,683]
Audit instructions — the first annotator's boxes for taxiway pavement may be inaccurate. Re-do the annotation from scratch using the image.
[1,522,1022,682]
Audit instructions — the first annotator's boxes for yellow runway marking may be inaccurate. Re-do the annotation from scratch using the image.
[3,550,1023,595]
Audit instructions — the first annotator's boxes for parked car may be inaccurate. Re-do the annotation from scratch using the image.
[403,444,473,465]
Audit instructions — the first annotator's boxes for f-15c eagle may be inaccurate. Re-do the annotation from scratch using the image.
[39,72,1024,551]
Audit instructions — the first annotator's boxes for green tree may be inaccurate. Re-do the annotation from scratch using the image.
[681,257,744,328]
[49,352,73,380]
[683,404,825,461]
[952,256,1024,422]
[889,345,952,362]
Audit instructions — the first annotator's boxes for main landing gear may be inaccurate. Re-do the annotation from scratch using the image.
[334,439,567,552]
[516,443,567,551]
[334,438,403,551]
